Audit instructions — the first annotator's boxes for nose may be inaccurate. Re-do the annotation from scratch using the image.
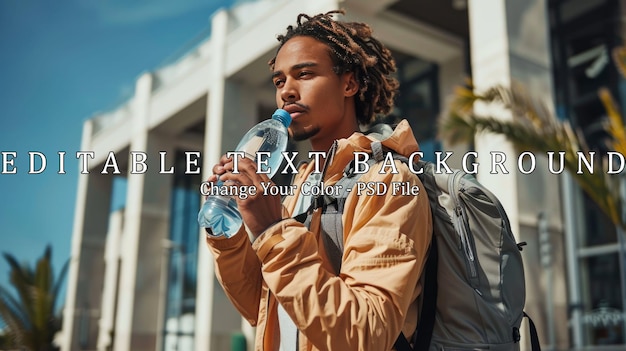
[280,78,299,103]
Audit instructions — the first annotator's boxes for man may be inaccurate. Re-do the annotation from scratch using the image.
[205,10,432,351]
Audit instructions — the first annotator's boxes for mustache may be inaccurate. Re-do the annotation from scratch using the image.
[282,102,309,110]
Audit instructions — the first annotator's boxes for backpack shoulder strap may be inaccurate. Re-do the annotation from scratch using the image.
[318,154,379,274]
[319,140,415,273]
[523,312,542,351]
[411,161,439,351]
[320,141,429,351]
[295,139,431,351]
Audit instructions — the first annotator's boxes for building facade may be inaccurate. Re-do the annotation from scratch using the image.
[61,0,626,350]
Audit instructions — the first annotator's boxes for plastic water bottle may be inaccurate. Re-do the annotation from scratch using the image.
[198,109,292,237]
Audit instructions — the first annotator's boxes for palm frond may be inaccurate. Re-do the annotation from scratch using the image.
[3,254,36,330]
[0,246,68,350]
[34,247,54,336]
[599,88,626,155]
[51,258,69,316]
[0,285,28,344]
[441,83,624,229]
[612,45,626,79]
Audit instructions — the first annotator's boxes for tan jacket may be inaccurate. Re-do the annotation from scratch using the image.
[206,120,432,351]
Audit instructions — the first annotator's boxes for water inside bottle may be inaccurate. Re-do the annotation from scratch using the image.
[200,115,290,236]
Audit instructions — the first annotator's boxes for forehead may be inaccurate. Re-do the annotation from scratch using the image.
[274,36,333,70]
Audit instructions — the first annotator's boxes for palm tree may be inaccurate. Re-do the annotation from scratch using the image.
[0,245,69,351]
[439,44,626,231]
[439,80,625,231]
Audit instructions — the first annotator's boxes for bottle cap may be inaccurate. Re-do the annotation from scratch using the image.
[272,109,292,128]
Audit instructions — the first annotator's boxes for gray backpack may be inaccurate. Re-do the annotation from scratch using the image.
[304,140,541,351]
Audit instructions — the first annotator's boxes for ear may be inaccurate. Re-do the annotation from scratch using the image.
[343,72,359,97]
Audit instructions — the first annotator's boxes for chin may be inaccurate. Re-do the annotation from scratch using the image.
[292,127,320,142]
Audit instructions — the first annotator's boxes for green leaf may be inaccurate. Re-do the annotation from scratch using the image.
[0,245,68,350]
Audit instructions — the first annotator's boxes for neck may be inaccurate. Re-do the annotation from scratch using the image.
[310,109,360,152]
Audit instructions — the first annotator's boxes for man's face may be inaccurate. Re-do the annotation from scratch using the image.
[272,35,357,150]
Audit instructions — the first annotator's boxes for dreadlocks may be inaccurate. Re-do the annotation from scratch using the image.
[268,10,399,125]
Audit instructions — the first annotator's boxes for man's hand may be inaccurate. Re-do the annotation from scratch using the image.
[209,154,284,238]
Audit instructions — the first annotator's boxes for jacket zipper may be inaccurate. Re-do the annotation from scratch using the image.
[264,141,338,349]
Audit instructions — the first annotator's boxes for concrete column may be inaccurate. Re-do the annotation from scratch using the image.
[195,9,229,351]
[113,73,175,351]
[196,9,269,351]
[97,210,123,350]
[113,72,151,351]
[439,54,469,169]
[468,0,565,349]
[468,0,519,232]
[61,120,113,351]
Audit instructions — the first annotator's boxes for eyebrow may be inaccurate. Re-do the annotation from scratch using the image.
[271,62,318,79]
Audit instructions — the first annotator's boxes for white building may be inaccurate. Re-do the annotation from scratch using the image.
[61,0,626,350]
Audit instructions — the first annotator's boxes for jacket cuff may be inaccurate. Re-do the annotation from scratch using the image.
[205,225,248,250]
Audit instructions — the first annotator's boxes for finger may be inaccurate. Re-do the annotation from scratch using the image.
[212,164,225,175]
[212,161,228,175]
[219,171,254,187]
[220,153,233,164]
[223,157,258,176]
[234,158,277,192]
[242,158,272,182]
[212,153,236,175]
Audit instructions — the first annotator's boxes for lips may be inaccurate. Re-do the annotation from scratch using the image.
[283,104,307,119]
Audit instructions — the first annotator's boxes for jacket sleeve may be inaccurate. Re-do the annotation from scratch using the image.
[253,162,432,350]
[205,227,263,326]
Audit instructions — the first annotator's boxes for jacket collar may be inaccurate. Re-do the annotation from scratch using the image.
[322,119,421,182]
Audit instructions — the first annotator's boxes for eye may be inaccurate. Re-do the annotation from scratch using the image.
[299,71,312,78]
[273,79,284,88]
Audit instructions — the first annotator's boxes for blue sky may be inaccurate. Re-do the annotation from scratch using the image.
[0,0,235,310]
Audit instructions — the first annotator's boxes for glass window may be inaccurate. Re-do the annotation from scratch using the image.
[389,51,441,162]
[162,150,202,351]
[581,192,617,247]
[580,253,625,344]
[549,0,625,347]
